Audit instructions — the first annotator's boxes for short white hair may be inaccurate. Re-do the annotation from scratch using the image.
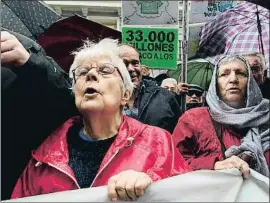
[161,78,177,86]
[69,38,134,94]
[241,52,267,71]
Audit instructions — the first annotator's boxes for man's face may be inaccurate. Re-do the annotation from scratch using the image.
[161,82,177,92]
[120,45,142,89]
[186,90,203,104]
[245,55,264,85]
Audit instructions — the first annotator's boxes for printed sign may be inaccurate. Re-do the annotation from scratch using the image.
[122,27,178,69]
[122,0,179,25]
[189,0,239,24]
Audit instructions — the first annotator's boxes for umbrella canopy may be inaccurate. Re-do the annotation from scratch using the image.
[167,59,214,90]
[197,1,270,69]
[37,15,122,73]
[1,0,61,40]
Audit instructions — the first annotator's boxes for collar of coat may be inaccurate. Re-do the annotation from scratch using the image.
[32,115,147,170]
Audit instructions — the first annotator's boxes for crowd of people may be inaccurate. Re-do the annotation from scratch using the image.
[1,30,269,201]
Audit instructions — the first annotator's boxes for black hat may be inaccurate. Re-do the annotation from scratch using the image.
[188,84,205,93]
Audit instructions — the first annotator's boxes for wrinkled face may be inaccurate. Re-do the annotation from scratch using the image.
[161,82,177,92]
[186,91,203,104]
[217,60,248,108]
[73,58,128,115]
[120,45,142,89]
[245,55,264,85]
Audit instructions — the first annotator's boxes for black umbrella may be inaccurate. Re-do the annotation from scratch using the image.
[1,0,61,40]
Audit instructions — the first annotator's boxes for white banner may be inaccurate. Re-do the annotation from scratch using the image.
[5,169,269,202]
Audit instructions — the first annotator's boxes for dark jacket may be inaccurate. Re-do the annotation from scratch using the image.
[137,80,182,133]
[260,78,270,100]
[1,31,78,200]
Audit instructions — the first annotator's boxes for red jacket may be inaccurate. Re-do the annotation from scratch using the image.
[12,116,191,199]
[173,107,270,171]
[173,107,243,170]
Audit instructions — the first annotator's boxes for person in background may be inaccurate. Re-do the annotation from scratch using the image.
[173,55,269,177]
[12,38,191,200]
[1,30,77,200]
[155,73,169,86]
[185,84,205,110]
[120,45,181,133]
[242,52,269,99]
[161,80,205,110]
[161,78,178,92]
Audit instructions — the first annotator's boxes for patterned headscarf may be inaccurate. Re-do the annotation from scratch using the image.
[206,55,269,177]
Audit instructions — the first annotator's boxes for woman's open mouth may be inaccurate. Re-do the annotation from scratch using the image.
[85,87,98,95]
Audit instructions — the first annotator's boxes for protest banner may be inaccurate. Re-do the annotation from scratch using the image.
[5,169,269,202]
[122,27,178,69]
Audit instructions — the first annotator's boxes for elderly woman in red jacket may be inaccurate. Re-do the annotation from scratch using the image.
[12,38,191,201]
[173,55,269,178]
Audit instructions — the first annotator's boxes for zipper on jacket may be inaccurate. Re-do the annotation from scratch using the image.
[90,149,120,187]
[47,162,81,189]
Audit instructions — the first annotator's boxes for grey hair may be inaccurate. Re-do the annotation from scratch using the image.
[217,55,250,74]
[161,78,177,86]
[241,52,267,71]
[69,38,134,95]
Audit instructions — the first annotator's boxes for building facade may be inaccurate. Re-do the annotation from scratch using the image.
[44,1,122,30]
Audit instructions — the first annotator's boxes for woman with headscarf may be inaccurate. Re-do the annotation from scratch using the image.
[173,55,269,177]
[11,38,191,201]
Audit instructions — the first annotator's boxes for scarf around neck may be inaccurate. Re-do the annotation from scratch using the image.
[206,55,269,177]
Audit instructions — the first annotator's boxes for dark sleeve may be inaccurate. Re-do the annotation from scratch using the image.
[1,67,18,90]
[165,92,182,133]
[13,50,71,89]
[145,89,182,133]
[9,50,78,136]
[1,33,78,200]
[175,93,182,107]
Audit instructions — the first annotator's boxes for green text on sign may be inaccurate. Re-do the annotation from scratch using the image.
[122,27,178,69]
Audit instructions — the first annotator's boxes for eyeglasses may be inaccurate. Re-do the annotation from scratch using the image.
[187,91,203,97]
[251,65,262,73]
[123,59,141,68]
[72,63,123,83]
